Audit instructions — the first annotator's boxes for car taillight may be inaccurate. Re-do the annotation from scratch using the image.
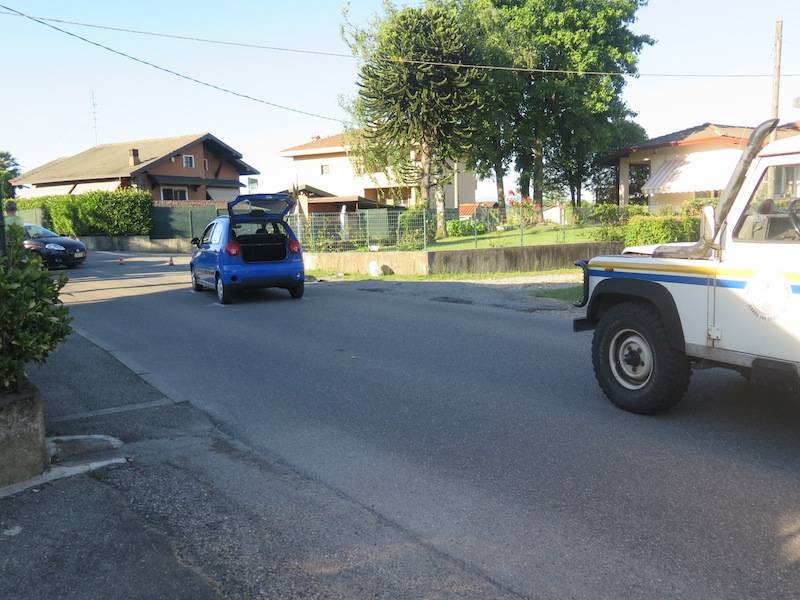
[225,240,240,256]
[288,239,301,254]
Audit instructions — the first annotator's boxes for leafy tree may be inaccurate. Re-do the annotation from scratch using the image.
[0,151,20,199]
[489,0,652,207]
[549,101,647,207]
[344,2,485,237]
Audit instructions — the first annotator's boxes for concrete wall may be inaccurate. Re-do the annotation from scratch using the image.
[427,242,624,275]
[82,236,194,254]
[305,242,623,276]
[304,250,430,276]
[0,376,48,487]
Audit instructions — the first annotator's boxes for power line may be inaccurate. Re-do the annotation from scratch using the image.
[1,9,799,78]
[0,4,344,122]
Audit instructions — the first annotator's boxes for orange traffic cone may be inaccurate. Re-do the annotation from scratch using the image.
[168,256,174,266]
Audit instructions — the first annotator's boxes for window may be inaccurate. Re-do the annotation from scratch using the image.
[320,164,330,175]
[183,155,195,169]
[161,186,188,201]
[201,223,215,245]
[210,222,224,245]
[734,163,800,242]
[203,158,209,171]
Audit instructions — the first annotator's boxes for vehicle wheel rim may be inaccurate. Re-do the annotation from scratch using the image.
[216,278,223,300]
[609,328,653,390]
[191,271,197,287]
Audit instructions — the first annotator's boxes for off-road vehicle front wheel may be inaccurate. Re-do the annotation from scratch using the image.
[592,301,691,414]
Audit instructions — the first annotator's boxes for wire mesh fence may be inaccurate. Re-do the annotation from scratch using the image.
[284,204,589,253]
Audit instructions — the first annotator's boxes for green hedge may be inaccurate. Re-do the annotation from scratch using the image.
[624,215,700,246]
[14,189,153,236]
[446,218,488,237]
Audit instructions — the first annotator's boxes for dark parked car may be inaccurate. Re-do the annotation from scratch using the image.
[189,194,305,304]
[23,224,88,268]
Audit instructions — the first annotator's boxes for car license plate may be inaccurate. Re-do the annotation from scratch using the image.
[74,251,86,258]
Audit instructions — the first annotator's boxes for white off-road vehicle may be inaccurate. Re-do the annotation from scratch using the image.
[575,119,800,413]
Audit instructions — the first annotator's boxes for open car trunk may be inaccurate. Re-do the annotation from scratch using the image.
[236,232,287,263]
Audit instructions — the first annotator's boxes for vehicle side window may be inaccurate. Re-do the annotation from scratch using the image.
[733,163,800,242]
[201,223,215,245]
[210,222,224,245]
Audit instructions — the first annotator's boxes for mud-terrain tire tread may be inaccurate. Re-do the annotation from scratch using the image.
[592,301,691,414]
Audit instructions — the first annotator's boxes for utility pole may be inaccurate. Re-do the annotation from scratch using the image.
[770,19,783,142]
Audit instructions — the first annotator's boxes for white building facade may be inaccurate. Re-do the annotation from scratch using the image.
[280,133,476,209]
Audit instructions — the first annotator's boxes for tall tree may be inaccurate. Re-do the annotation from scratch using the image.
[344,3,485,237]
[0,151,20,199]
[492,0,652,208]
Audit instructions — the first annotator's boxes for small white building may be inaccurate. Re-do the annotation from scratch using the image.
[279,133,476,209]
[609,122,800,212]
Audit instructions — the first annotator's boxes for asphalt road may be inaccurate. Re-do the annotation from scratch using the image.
[58,252,800,599]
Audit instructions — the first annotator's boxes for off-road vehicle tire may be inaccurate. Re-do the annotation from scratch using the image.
[592,301,691,414]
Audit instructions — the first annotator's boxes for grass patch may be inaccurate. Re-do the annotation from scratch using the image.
[428,224,601,251]
[529,285,583,303]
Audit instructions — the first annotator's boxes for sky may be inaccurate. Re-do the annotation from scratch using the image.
[2,0,799,200]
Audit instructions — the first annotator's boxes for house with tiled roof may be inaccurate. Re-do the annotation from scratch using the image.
[608,122,800,212]
[280,133,476,211]
[12,133,259,203]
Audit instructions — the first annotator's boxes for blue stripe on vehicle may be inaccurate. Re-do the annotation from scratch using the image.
[587,269,711,286]
[588,269,800,294]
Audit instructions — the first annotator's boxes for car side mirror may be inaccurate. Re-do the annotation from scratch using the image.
[191,237,200,246]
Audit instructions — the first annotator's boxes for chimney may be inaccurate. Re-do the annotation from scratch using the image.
[128,148,140,166]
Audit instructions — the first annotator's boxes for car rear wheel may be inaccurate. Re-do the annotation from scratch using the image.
[592,301,691,414]
[289,281,304,299]
[216,275,231,304]
[191,269,203,292]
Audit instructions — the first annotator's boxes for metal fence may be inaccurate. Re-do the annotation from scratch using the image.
[151,205,221,239]
[284,204,575,253]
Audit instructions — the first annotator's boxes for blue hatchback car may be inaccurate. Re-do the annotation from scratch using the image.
[190,194,305,304]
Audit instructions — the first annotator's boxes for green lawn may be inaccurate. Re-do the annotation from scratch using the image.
[428,224,601,251]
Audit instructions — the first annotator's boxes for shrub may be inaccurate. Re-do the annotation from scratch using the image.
[14,189,153,236]
[624,215,701,247]
[446,219,488,237]
[594,224,626,242]
[396,204,434,249]
[0,225,72,392]
[575,203,649,226]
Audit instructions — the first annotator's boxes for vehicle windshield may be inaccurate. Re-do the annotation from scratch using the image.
[24,224,59,239]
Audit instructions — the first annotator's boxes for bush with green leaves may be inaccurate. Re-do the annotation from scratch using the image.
[445,219,488,237]
[0,225,72,392]
[578,203,649,225]
[14,189,153,236]
[396,204,435,248]
[624,215,700,246]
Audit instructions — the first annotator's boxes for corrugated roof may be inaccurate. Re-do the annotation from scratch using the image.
[12,132,258,185]
[280,133,347,156]
[641,149,743,194]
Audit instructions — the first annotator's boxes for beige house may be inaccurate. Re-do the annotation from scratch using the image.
[280,133,476,209]
[12,133,259,203]
[609,123,800,212]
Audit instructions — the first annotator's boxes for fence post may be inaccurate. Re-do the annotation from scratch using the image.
[519,205,523,247]
[474,217,478,249]
[189,207,194,240]
[365,211,370,249]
